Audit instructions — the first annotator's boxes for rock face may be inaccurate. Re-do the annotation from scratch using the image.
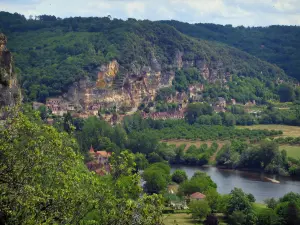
[60,51,231,114]
[0,33,20,108]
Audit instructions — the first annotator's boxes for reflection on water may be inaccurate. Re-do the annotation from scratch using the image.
[171,165,300,203]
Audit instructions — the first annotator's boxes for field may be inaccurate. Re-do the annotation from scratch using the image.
[280,145,300,159]
[253,203,267,214]
[163,213,228,225]
[163,213,195,225]
[238,124,300,137]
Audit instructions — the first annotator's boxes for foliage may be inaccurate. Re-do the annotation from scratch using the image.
[162,20,300,81]
[0,12,288,102]
[134,153,149,170]
[171,169,188,184]
[143,162,171,194]
[188,200,211,221]
[0,109,165,224]
[178,171,217,196]
[226,188,257,225]
[216,140,289,174]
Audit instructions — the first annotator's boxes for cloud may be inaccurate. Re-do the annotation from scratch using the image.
[1,0,300,26]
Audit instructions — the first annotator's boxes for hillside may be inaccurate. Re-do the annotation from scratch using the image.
[0,12,290,114]
[161,20,300,81]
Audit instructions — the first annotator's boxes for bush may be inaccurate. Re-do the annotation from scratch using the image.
[171,170,188,184]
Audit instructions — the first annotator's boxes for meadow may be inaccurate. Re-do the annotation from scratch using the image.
[280,145,300,159]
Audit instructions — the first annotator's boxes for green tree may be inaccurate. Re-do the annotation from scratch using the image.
[0,111,98,224]
[109,151,136,179]
[188,200,211,221]
[257,208,281,225]
[171,169,188,184]
[37,105,48,120]
[143,163,170,194]
[63,111,74,133]
[226,188,252,215]
[134,153,149,170]
[186,103,213,124]
[278,84,295,102]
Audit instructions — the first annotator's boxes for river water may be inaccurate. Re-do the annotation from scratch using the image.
[171,165,300,203]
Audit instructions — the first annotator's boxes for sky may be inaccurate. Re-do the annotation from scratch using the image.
[1,0,300,26]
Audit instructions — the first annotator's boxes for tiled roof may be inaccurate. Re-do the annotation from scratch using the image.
[89,146,95,153]
[190,192,206,200]
[96,151,111,157]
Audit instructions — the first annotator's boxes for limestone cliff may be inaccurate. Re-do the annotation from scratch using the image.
[62,50,229,114]
[0,33,20,108]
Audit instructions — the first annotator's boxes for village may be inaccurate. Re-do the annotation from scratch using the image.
[32,83,259,125]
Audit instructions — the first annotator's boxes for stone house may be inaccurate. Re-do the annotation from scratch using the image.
[217,97,226,108]
[87,146,111,176]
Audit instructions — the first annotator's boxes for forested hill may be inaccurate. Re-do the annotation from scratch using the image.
[161,20,300,81]
[0,11,288,102]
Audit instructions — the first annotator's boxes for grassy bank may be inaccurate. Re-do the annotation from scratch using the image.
[280,145,300,159]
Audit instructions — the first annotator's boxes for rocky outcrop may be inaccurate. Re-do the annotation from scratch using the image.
[59,50,232,114]
[0,33,20,108]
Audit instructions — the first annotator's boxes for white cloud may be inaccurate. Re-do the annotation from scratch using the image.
[125,1,145,18]
[1,0,300,26]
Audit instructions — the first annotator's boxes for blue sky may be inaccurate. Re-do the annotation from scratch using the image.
[1,0,300,26]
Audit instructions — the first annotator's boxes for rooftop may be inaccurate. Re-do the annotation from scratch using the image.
[190,192,206,200]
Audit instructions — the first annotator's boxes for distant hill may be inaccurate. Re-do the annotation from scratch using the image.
[161,20,300,81]
[0,12,289,105]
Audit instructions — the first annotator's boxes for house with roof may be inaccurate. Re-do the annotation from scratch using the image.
[190,192,206,201]
[87,146,112,176]
[231,99,236,105]
[217,97,226,108]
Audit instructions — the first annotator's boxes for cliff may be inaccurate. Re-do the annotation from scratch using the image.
[0,33,20,109]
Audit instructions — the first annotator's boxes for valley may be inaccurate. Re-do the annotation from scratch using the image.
[1,9,300,225]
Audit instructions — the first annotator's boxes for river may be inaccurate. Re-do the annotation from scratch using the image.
[171,165,300,203]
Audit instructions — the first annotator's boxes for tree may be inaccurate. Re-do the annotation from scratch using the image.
[257,208,281,225]
[171,169,188,184]
[247,193,256,203]
[226,188,252,215]
[38,105,48,120]
[188,200,211,221]
[134,153,149,170]
[0,110,165,224]
[178,172,217,196]
[109,150,136,179]
[205,189,220,212]
[204,214,219,225]
[278,84,295,102]
[223,113,236,126]
[229,211,246,225]
[186,103,213,124]
[0,111,98,224]
[63,111,74,133]
[143,163,170,194]
[148,152,164,163]
[264,198,278,209]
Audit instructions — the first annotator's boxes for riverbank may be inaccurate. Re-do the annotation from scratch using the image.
[171,165,300,202]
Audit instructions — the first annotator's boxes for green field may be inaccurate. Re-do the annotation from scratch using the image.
[163,213,195,225]
[280,145,300,159]
[253,203,267,214]
[238,124,300,138]
[163,213,228,225]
